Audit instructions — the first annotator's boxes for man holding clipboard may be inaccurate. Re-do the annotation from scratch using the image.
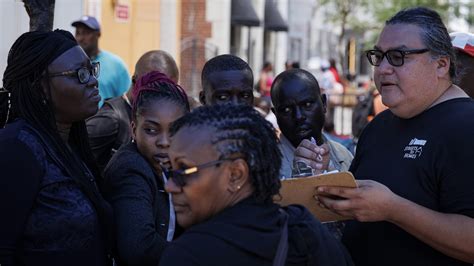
[315,7,474,266]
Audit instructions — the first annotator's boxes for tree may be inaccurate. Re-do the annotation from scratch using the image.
[318,0,363,75]
[317,0,472,71]
[22,0,56,31]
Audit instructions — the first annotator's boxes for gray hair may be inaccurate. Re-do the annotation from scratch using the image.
[386,7,456,80]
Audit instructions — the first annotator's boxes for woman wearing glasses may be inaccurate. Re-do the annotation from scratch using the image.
[0,30,112,266]
[160,104,353,266]
[102,71,189,266]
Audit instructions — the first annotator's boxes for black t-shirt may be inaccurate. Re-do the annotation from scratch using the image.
[343,98,474,266]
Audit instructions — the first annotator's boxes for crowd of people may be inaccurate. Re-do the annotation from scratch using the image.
[1,6,474,266]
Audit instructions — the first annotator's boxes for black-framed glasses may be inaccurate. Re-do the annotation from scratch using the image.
[366,48,430,67]
[165,158,236,187]
[49,62,100,84]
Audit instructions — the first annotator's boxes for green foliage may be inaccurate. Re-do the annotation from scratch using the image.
[370,0,451,24]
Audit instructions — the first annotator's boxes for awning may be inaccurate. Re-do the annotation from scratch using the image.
[231,0,260,27]
[264,0,288,32]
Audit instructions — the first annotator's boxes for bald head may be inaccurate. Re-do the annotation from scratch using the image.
[134,50,179,83]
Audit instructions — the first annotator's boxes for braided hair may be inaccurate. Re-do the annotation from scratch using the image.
[1,30,113,251]
[132,71,190,120]
[170,104,282,203]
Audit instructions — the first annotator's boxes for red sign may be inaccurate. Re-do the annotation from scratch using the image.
[115,4,130,22]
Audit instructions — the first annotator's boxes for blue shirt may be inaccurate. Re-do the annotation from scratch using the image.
[94,50,131,107]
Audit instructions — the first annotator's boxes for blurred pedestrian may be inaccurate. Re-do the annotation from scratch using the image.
[258,62,274,100]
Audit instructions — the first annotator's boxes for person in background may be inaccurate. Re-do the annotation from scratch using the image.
[450,31,474,98]
[258,62,274,100]
[329,58,342,83]
[86,50,179,172]
[271,69,353,180]
[200,54,254,106]
[271,69,353,239]
[255,96,279,131]
[160,104,353,266]
[0,30,112,266]
[103,71,190,266]
[317,7,474,265]
[320,60,344,124]
[72,15,131,107]
[291,61,300,69]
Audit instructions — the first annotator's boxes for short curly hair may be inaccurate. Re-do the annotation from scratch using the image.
[170,104,281,203]
[201,54,253,91]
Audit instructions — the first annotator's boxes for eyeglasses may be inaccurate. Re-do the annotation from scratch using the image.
[165,158,236,187]
[49,62,100,84]
[366,48,430,67]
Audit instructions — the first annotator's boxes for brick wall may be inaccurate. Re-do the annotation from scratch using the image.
[180,0,212,98]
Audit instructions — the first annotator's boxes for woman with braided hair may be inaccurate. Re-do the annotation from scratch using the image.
[160,104,353,266]
[102,71,189,266]
[0,30,112,265]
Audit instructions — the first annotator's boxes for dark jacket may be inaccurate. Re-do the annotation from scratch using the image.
[87,96,132,172]
[159,197,353,266]
[0,119,110,266]
[103,143,172,266]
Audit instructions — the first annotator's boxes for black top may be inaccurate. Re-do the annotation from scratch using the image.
[160,197,353,266]
[343,98,474,266]
[0,119,108,266]
[86,96,132,172]
[103,143,173,266]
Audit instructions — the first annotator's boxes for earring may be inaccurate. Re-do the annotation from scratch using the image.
[237,185,241,190]
[131,138,135,143]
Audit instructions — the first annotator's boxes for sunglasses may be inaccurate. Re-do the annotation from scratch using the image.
[165,158,238,188]
[49,62,100,84]
[366,48,429,67]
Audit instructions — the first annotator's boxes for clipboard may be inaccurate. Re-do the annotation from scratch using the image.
[274,171,357,222]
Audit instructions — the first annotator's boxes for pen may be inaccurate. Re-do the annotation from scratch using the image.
[311,137,323,162]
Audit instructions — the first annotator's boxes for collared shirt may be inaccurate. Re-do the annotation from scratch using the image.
[278,133,353,179]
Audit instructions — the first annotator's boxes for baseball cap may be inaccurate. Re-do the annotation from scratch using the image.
[71,15,101,31]
[450,32,474,57]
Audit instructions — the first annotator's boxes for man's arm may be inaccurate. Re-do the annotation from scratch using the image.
[316,180,474,263]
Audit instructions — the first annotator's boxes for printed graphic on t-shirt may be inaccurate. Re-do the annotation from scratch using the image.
[403,138,427,159]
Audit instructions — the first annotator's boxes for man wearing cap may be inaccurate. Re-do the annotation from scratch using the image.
[72,15,131,107]
[451,32,474,98]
